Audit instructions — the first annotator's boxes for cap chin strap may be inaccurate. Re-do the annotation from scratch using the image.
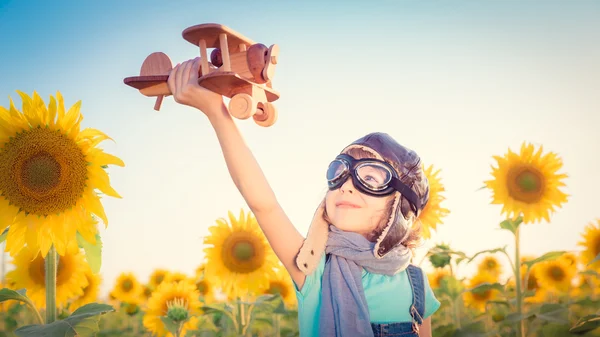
[390,178,421,213]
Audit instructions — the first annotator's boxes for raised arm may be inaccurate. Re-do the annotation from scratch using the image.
[167,58,307,287]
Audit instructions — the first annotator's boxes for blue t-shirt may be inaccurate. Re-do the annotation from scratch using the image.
[294,254,440,337]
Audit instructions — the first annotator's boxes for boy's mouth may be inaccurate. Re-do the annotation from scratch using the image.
[336,201,361,208]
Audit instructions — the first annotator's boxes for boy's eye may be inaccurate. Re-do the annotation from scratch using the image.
[358,165,389,186]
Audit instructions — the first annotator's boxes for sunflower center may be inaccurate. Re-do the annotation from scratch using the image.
[527,273,539,290]
[221,231,266,274]
[196,280,209,295]
[472,290,491,301]
[267,281,288,298]
[549,266,565,282]
[153,274,165,285]
[486,260,497,269]
[234,242,254,261]
[0,127,87,216]
[506,166,545,203]
[517,172,539,192]
[28,253,70,287]
[22,152,61,192]
[121,279,133,292]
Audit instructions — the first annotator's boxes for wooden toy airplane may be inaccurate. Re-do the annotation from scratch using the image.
[123,23,280,127]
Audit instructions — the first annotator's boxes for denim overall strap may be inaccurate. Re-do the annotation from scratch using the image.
[406,264,425,333]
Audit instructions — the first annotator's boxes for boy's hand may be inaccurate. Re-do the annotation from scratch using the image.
[167,57,225,117]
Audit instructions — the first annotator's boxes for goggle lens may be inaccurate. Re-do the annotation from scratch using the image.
[326,159,392,191]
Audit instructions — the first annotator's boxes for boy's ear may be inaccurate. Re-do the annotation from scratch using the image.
[296,199,328,274]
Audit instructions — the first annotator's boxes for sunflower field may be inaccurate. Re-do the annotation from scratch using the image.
[0,92,599,337]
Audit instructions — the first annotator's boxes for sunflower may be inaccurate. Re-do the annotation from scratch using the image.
[149,269,170,289]
[143,281,201,337]
[536,258,576,292]
[476,255,503,280]
[428,268,452,289]
[463,272,500,312]
[559,252,579,269]
[111,272,143,305]
[484,142,568,224]
[417,164,450,239]
[163,272,194,285]
[519,255,548,303]
[194,276,215,304]
[5,242,88,309]
[0,91,124,258]
[203,209,278,298]
[578,219,600,269]
[69,268,102,311]
[142,284,153,303]
[262,266,297,308]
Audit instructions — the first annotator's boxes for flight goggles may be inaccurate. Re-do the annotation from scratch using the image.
[326,154,422,210]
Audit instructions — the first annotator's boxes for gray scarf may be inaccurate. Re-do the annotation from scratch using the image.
[319,225,412,337]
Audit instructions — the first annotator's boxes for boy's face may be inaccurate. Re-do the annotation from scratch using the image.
[324,177,392,239]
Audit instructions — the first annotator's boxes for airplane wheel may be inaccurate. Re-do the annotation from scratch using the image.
[254,102,278,127]
[229,93,256,120]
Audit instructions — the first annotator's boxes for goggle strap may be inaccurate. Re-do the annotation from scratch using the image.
[389,179,421,212]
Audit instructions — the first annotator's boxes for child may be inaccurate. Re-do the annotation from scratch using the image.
[167,58,440,337]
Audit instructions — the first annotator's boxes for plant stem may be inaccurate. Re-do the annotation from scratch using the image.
[273,313,281,337]
[24,299,44,325]
[453,296,461,329]
[45,245,57,324]
[514,227,525,337]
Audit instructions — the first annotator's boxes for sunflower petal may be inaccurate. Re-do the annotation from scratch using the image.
[60,100,82,133]
[47,95,57,127]
[91,150,125,167]
[83,191,109,225]
[15,91,37,124]
[88,165,122,198]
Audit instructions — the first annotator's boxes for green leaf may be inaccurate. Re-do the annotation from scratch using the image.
[0,288,29,304]
[536,303,568,324]
[572,298,600,308]
[570,314,600,334]
[467,282,504,295]
[467,246,507,263]
[542,323,578,337]
[579,270,599,277]
[160,316,186,336]
[503,310,537,323]
[252,294,286,315]
[499,217,523,235]
[588,252,600,266]
[14,303,114,337]
[0,227,8,244]
[200,303,236,326]
[487,300,510,307]
[76,232,102,274]
[523,251,567,269]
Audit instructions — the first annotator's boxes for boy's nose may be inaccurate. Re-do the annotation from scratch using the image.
[340,177,355,194]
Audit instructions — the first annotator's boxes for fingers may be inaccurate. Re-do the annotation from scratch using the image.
[181,57,197,85]
[188,57,201,85]
[167,63,181,96]
[176,60,187,93]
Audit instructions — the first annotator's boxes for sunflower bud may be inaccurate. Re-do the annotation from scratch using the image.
[492,313,505,322]
[166,298,189,322]
[429,244,452,269]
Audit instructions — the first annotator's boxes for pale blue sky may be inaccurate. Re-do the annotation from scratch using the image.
[0,0,599,298]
